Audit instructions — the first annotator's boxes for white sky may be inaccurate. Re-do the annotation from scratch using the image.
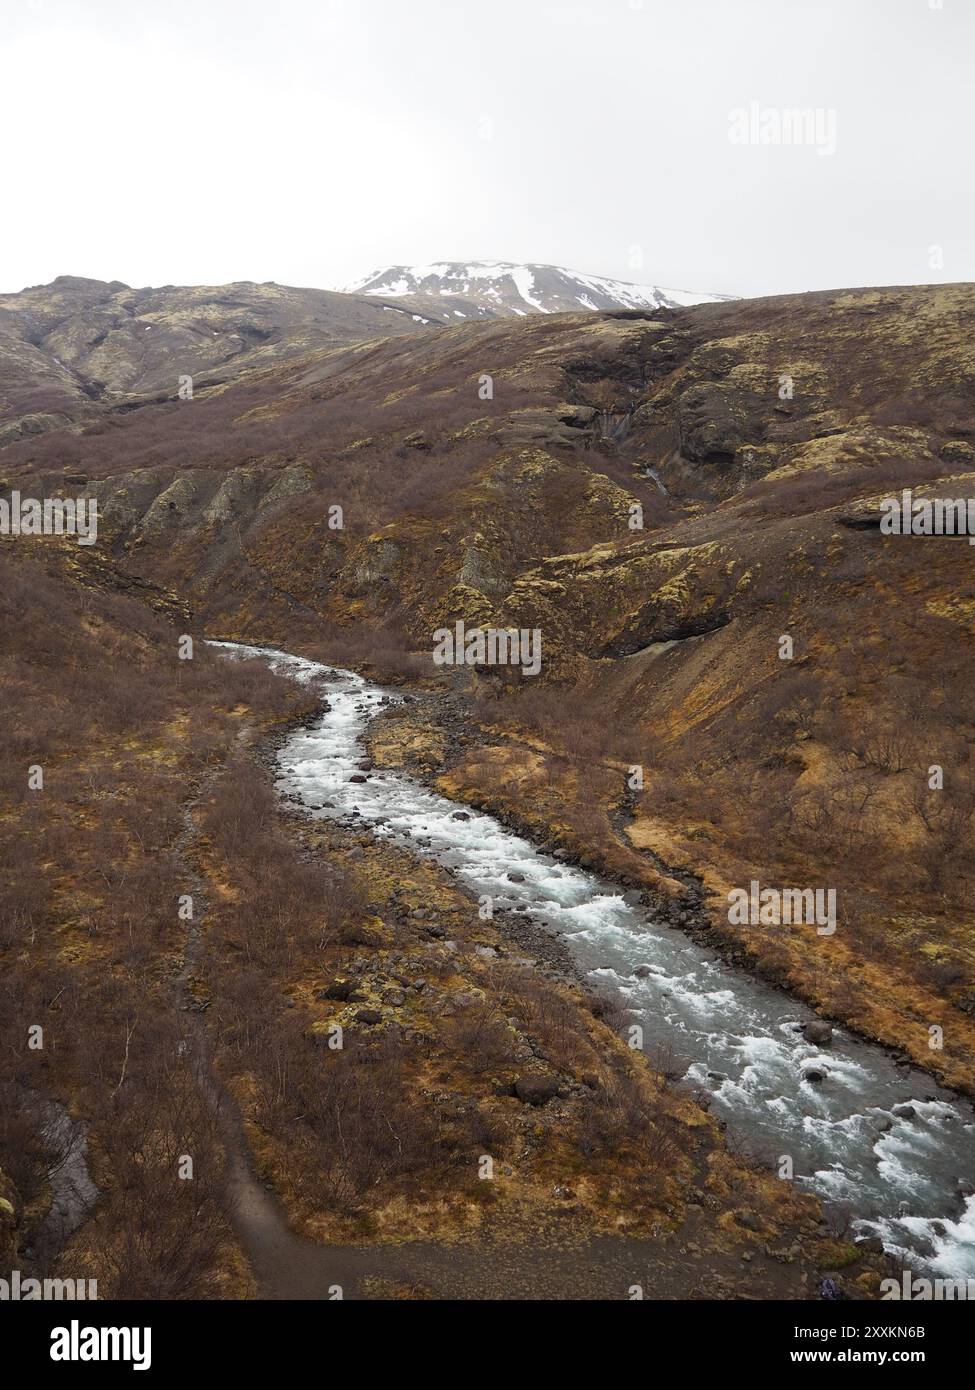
[1,0,972,298]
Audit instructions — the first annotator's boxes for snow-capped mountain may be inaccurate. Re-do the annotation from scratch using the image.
[344,260,732,319]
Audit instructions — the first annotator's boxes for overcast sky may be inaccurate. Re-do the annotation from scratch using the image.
[2,0,972,299]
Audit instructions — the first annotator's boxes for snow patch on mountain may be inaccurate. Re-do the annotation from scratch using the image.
[344,260,732,318]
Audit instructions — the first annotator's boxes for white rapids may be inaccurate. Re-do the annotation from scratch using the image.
[212,642,975,1277]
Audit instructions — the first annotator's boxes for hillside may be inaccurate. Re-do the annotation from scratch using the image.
[0,265,728,449]
[2,281,974,1299]
[5,282,973,1091]
[0,274,446,445]
[0,537,849,1299]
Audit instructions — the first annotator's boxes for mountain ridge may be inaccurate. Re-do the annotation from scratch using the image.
[345,259,733,319]
[0,263,731,445]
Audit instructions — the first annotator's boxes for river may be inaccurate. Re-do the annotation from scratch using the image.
[212,641,975,1279]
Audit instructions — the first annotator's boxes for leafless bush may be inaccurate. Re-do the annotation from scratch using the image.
[442,1005,517,1070]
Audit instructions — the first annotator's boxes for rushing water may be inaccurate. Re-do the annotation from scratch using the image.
[213,641,975,1277]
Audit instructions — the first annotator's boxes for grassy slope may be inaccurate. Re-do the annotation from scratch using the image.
[1,538,867,1298]
[2,284,974,1292]
[6,285,968,1091]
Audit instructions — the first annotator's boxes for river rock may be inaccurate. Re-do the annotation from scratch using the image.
[804,1067,827,1083]
[892,1104,916,1120]
[802,1020,833,1045]
[349,773,368,784]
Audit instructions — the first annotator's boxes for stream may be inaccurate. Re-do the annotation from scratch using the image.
[26,1096,99,1267]
[213,641,975,1279]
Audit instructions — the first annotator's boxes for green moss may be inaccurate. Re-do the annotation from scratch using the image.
[814,1240,861,1269]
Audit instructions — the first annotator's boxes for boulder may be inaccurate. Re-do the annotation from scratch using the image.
[514,1075,559,1107]
[317,978,361,1002]
[802,1020,833,1046]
